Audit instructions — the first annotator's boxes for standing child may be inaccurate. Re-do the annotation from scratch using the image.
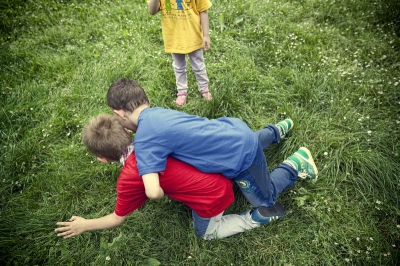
[107,78,319,226]
[147,0,213,106]
[55,114,286,240]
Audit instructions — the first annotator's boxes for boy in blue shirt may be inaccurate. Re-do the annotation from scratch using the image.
[107,78,318,226]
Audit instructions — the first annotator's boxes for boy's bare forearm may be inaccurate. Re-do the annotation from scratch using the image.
[148,0,160,15]
[200,11,210,37]
[142,172,165,199]
[55,213,126,238]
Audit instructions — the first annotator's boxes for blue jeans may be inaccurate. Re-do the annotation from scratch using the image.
[192,125,298,239]
[234,124,298,207]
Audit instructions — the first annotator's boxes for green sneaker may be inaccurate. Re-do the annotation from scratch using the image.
[285,147,318,181]
[276,118,294,139]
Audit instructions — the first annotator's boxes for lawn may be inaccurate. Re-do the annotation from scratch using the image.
[0,0,399,265]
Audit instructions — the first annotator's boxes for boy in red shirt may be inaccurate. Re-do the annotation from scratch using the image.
[55,114,285,240]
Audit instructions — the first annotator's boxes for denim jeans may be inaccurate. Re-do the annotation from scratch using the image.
[234,125,298,207]
[192,125,298,239]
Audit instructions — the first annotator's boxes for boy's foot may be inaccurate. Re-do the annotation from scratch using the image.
[175,92,187,106]
[250,203,286,225]
[200,89,212,101]
[284,147,318,181]
[276,118,294,139]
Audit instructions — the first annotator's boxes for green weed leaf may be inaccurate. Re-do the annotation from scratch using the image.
[295,196,309,207]
[142,258,161,266]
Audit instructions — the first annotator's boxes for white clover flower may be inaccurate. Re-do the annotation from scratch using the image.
[376,200,381,204]
[324,152,328,156]
[106,256,111,261]
[367,130,372,135]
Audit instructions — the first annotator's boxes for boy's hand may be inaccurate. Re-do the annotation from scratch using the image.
[203,36,211,51]
[55,216,87,238]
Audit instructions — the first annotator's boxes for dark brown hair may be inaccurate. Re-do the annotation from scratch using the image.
[82,114,132,161]
[107,78,150,112]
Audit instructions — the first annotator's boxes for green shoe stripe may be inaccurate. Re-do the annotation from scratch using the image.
[296,149,310,159]
[284,158,299,171]
[285,119,293,129]
[291,147,319,180]
[287,156,301,171]
[276,119,292,131]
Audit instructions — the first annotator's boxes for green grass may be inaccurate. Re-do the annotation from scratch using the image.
[1,0,399,265]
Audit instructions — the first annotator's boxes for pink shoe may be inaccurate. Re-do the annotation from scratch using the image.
[200,89,212,101]
[175,92,187,106]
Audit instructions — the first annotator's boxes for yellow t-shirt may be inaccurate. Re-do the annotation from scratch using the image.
[150,0,212,54]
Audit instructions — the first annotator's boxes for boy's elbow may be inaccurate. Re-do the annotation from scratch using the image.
[110,213,126,228]
[145,190,163,200]
[115,216,126,226]
[148,5,159,15]
[148,9,158,15]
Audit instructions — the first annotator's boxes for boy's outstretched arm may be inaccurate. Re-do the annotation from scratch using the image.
[200,11,210,51]
[55,213,126,239]
[142,172,165,199]
[148,0,160,15]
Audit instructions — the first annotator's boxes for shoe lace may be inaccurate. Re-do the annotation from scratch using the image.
[298,169,310,179]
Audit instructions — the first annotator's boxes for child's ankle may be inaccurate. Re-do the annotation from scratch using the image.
[276,125,284,137]
[283,157,299,171]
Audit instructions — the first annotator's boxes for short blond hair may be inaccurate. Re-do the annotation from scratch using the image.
[82,114,131,161]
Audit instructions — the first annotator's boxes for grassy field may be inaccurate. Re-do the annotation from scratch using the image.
[1,0,399,265]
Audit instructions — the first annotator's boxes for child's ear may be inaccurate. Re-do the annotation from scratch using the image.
[113,109,126,119]
[97,157,110,164]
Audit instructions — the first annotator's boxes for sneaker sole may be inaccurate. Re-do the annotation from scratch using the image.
[251,203,286,225]
[296,147,319,181]
[258,202,286,217]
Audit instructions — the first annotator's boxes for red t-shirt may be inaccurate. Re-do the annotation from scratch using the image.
[114,153,234,218]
